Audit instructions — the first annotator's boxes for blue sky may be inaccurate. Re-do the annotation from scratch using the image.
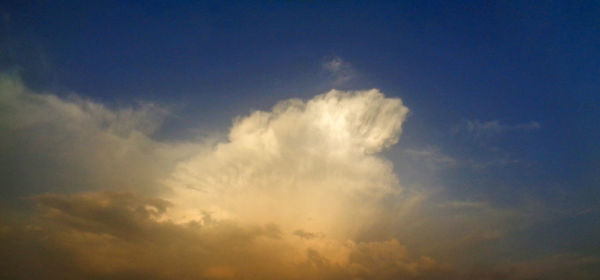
[1,1,599,279]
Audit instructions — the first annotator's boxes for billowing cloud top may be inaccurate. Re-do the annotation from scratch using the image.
[167,89,409,238]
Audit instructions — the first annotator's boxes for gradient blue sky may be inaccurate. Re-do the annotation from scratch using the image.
[1,1,599,278]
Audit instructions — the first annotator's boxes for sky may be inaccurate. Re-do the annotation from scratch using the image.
[0,1,599,279]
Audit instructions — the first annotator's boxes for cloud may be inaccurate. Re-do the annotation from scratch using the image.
[441,200,489,210]
[447,119,540,169]
[1,75,447,279]
[166,89,409,239]
[456,120,541,136]
[322,56,355,86]
[404,147,457,166]
[33,191,172,240]
[0,78,458,279]
[0,191,454,280]
[0,74,200,197]
[0,74,596,279]
[3,191,594,279]
[293,229,323,240]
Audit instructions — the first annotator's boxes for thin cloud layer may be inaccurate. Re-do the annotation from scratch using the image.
[456,120,541,136]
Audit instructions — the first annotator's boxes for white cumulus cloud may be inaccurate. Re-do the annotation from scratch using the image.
[167,89,410,239]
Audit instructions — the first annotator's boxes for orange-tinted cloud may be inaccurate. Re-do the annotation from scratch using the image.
[1,74,597,279]
[1,191,453,280]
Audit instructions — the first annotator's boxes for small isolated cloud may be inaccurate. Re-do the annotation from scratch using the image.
[404,147,457,167]
[456,120,541,136]
[322,56,355,86]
